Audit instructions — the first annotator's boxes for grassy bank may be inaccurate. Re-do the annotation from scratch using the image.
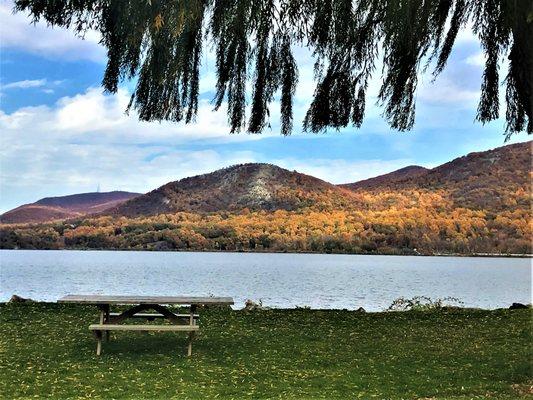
[1,303,531,399]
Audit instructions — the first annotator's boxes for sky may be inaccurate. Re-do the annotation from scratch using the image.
[0,2,530,213]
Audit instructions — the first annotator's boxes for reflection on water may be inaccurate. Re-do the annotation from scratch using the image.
[0,250,530,311]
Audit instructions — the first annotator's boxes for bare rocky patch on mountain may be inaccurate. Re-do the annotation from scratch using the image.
[107,163,355,217]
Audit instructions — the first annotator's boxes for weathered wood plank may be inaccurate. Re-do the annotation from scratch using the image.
[109,313,199,319]
[108,304,152,324]
[89,324,199,332]
[59,295,234,305]
[150,304,180,323]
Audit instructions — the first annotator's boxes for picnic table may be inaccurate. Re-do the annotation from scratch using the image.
[58,295,234,356]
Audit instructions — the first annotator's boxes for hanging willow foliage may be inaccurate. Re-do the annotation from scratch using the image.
[13,0,532,136]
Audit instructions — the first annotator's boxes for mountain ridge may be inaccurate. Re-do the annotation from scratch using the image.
[339,165,429,190]
[106,163,355,217]
[0,191,141,224]
[1,141,531,223]
[340,141,531,213]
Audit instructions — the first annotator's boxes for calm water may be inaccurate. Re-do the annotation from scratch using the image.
[0,250,531,311]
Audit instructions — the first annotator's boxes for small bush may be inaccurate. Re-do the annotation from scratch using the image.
[387,296,464,312]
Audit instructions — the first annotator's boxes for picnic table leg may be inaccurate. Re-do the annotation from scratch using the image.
[95,330,102,356]
[104,305,110,342]
[99,307,105,324]
[96,305,108,354]
[187,305,197,356]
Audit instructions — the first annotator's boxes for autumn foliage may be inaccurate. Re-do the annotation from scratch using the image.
[1,191,530,255]
[1,142,531,255]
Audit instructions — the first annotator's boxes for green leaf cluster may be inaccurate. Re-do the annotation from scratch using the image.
[14,0,533,136]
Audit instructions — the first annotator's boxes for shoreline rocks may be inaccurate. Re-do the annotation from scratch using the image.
[9,294,34,303]
[509,302,529,309]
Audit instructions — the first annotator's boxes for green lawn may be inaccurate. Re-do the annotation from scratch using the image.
[0,303,531,399]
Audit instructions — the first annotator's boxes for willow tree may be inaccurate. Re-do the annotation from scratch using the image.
[14,0,532,137]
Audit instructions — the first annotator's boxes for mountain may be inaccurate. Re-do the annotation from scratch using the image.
[341,141,531,213]
[0,191,141,224]
[107,163,354,217]
[1,142,531,255]
[3,142,530,223]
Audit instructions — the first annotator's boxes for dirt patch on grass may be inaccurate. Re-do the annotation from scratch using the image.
[512,382,533,397]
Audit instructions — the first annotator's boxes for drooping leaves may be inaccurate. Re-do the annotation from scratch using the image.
[14,0,533,136]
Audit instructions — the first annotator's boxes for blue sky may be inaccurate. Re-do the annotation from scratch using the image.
[0,2,530,213]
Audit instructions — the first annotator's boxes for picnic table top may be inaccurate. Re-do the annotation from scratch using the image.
[58,295,234,306]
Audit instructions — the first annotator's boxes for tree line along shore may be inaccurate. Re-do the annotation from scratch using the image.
[1,205,530,256]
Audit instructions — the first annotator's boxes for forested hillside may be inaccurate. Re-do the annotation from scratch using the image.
[0,192,140,224]
[1,142,530,255]
[106,163,354,216]
[342,141,531,213]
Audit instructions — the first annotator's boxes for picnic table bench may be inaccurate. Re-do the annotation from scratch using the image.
[58,295,234,356]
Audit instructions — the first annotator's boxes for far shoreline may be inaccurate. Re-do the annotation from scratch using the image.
[2,298,531,312]
[1,247,531,258]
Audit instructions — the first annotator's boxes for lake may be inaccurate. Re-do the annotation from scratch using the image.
[0,250,530,311]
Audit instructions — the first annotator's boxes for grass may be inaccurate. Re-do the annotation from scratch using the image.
[0,303,531,399]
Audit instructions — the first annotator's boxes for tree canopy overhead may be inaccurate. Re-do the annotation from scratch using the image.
[14,0,533,136]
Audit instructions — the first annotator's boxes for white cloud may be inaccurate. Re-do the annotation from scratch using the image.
[465,52,485,67]
[1,79,46,89]
[418,76,479,107]
[456,26,478,44]
[0,2,105,63]
[0,78,65,97]
[0,86,277,144]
